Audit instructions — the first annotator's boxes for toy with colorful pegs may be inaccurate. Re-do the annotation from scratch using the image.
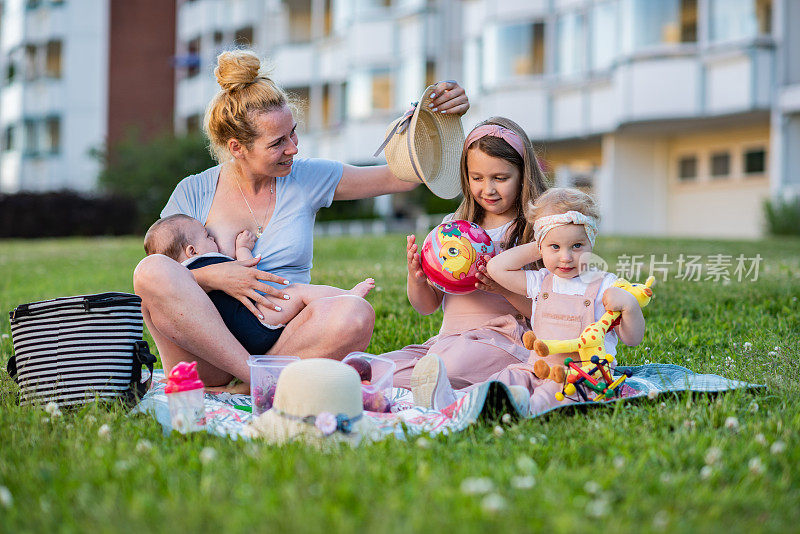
[523,276,655,402]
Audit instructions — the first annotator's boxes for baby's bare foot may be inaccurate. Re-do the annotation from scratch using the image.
[350,278,375,298]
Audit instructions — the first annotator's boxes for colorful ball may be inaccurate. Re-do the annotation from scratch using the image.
[420,220,496,295]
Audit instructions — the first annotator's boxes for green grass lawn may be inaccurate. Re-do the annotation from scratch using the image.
[0,234,798,533]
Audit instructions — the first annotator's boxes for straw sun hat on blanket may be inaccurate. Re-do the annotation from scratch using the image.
[374,84,465,200]
[248,358,377,447]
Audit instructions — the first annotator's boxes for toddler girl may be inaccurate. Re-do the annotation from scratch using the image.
[380,117,549,409]
[484,187,646,413]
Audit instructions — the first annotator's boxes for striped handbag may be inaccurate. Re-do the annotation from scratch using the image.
[6,292,156,407]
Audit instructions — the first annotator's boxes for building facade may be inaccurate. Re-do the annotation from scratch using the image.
[0,0,175,193]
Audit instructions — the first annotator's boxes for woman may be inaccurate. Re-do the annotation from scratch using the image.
[133,50,469,388]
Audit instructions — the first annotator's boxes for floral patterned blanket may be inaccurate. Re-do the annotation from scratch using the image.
[131,364,762,441]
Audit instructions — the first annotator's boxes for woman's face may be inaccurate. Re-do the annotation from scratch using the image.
[240,105,299,178]
[466,148,521,220]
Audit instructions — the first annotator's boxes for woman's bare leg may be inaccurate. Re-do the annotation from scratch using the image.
[133,254,250,386]
[267,294,375,360]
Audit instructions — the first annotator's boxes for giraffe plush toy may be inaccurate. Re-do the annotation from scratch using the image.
[522,276,655,398]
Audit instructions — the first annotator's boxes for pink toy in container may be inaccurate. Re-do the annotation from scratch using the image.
[165,361,206,433]
[343,352,396,413]
[248,355,300,416]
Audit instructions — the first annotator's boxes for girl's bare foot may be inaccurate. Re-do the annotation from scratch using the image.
[350,278,375,298]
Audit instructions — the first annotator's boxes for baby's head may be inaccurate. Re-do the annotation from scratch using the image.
[143,214,219,262]
[527,188,600,279]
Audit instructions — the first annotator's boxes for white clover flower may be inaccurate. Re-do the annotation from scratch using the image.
[0,486,12,508]
[45,402,62,417]
[613,456,626,469]
[41,417,50,424]
[700,465,713,480]
[510,475,535,490]
[755,433,767,445]
[704,447,722,465]
[85,415,97,425]
[481,493,507,513]
[724,417,739,431]
[415,437,430,449]
[647,390,658,400]
[653,510,669,530]
[659,472,672,484]
[748,457,764,475]
[585,497,609,518]
[770,441,786,455]
[0,334,8,340]
[773,346,781,353]
[743,342,752,352]
[516,455,537,474]
[749,402,759,413]
[768,351,777,358]
[493,425,505,437]
[684,419,696,429]
[501,413,512,425]
[460,477,494,495]
[97,424,111,439]
[199,447,217,465]
[584,480,601,494]
[135,439,153,453]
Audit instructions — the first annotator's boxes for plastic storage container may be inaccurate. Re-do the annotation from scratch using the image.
[343,352,396,413]
[248,355,300,416]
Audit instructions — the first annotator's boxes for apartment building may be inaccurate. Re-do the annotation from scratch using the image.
[0,0,175,192]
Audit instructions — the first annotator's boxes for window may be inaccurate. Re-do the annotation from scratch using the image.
[591,1,617,71]
[234,26,253,47]
[486,22,545,83]
[288,0,312,43]
[710,0,772,43]
[5,61,17,85]
[678,155,697,181]
[45,40,62,78]
[744,148,766,174]
[24,120,38,156]
[2,126,15,152]
[425,60,436,89]
[623,0,696,52]
[711,151,730,178]
[44,116,60,154]
[371,68,392,111]
[25,44,38,80]
[186,37,201,78]
[185,114,201,133]
[213,31,224,45]
[557,12,586,76]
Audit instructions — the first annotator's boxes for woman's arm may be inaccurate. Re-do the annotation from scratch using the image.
[486,242,541,296]
[334,81,469,201]
[406,234,444,315]
[191,258,292,319]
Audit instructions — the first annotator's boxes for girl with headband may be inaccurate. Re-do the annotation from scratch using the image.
[381,117,549,409]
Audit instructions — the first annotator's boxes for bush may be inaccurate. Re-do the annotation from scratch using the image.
[95,131,215,232]
[0,191,137,238]
[764,196,800,236]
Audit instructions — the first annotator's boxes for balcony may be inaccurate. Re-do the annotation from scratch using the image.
[273,42,314,87]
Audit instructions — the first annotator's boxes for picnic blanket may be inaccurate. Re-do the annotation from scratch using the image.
[132,364,763,441]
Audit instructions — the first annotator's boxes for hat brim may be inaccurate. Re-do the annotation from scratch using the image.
[384,85,465,200]
[248,408,378,448]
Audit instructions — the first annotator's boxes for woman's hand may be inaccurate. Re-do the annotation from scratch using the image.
[428,81,470,116]
[194,257,291,320]
[407,234,428,283]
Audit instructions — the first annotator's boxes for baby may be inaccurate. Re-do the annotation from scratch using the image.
[143,214,374,355]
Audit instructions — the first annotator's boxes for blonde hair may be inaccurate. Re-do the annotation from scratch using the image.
[455,117,549,250]
[203,50,289,162]
[143,214,195,260]
[526,187,600,223]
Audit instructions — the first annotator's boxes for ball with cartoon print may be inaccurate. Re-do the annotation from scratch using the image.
[420,220,496,295]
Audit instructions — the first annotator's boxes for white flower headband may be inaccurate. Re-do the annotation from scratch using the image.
[533,211,599,248]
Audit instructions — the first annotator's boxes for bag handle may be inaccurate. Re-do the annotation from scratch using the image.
[130,340,157,400]
[6,354,17,381]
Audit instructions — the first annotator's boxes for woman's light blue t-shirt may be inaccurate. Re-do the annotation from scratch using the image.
[161,158,344,288]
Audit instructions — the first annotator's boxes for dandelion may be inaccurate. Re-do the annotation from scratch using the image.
[700,465,713,480]
[199,447,217,464]
[98,424,111,439]
[501,413,512,425]
[45,402,62,417]
[704,447,722,465]
[460,477,494,495]
[748,457,764,475]
[755,433,767,445]
[511,475,535,489]
[481,493,506,513]
[135,439,153,453]
[584,480,601,494]
[724,417,739,431]
[770,441,786,455]
[415,437,430,449]
[585,497,609,518]
[743,342,752,352]
[647,390,658,400]
[613,456,626,469]
[0,486,12,508]
[493,425,505,437]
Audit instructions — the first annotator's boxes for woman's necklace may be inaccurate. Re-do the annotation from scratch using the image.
[233,173,274,238]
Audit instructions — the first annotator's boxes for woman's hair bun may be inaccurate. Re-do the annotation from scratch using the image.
[215,50,262,92]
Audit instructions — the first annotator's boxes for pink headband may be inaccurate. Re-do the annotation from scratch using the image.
[464,125,526,159]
